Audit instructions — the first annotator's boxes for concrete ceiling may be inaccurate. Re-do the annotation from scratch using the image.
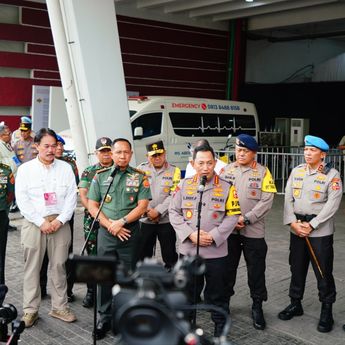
[114,0,345,41]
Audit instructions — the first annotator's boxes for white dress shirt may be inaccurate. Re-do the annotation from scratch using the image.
[15,157,77,227]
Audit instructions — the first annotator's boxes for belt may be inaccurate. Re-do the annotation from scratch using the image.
[294,213,317,222]
[44,214,59,222]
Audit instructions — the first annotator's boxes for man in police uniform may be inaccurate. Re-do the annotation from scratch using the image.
[11,116,35,145]
[219,134,276,330]
[137,140,180,270]
[12,120,37,163]
[88,138,151,340]
[169,144,240,337]
[278,135,342,333]
[78,137,113,308]
[0,162,14,284]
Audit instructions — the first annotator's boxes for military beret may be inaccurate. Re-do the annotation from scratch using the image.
[236,134,258,152]
[95,137,112,151]
[146,140,165,156]
[304,135,329,152]
[56,134,66,145]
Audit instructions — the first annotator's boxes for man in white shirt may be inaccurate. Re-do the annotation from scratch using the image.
[15,128,77,328]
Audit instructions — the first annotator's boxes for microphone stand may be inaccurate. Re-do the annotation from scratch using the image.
[79,166,119,345]
[192,176,206,328]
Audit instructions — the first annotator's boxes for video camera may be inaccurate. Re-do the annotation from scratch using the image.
[69,255,232,345]
[0,285,25,345]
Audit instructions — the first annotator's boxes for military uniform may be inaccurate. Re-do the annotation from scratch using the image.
[169,174,240,333]
[283,162,342,303]
[220,161,276,303]
[79,163,113,255]
[88,164,151,322]
[0,163,14,284]
[137,160,180,269]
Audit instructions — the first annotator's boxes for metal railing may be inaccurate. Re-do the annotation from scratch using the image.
[216,147,345,195]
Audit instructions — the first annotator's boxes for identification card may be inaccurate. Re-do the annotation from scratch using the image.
[44,192,57,206]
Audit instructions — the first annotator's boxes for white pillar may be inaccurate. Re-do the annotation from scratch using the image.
[46,0,89,172]
[51,0,134,165]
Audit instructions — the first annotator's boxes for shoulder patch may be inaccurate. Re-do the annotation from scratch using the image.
[133,167,146,175]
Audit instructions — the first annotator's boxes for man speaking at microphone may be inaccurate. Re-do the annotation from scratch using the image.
[88,138,151,340]
[169,144,241,337]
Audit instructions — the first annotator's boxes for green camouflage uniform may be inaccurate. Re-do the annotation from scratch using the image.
[78,163,112,255]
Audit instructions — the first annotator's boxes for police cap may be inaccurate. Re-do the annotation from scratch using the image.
[146,140,165,156]
[304,135,329,152]
[236,134,258,152]
[19,122,31,131]
[56,134,65,145]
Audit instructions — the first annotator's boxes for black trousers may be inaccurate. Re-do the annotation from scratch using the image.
[97,221,140,323]
[138,222,178,269]
[226,234,268,302]
[289,233,336,303]
[0,210,9,284]
[184,255,229,327]
[40,214,75,293]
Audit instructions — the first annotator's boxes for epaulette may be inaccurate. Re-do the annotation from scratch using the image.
[96,166,112,174]
[132,167,146,175]
[0,162,10,170]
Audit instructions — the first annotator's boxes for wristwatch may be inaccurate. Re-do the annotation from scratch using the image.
[121,217,128,226]
[243,216,250,226]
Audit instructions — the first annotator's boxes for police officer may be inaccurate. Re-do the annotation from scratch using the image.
[78,137,113,308]
[137,140,180,270]
[39,134,79,301]
[88,138,151,340]
[278,135,342,333]
[169,144,240,337]
[0,162,14,284]
[219,134,276,330]
[12,120,37,163]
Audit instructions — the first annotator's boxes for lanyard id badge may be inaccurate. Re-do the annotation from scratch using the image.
[44,192,57,206]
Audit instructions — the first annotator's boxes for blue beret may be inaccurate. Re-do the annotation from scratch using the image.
[304,135,329,152]
[20,116,32,124]
[56,134,65,145]
[236,134,258,152]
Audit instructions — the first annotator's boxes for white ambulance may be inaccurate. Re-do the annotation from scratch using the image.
[129,96,259,173]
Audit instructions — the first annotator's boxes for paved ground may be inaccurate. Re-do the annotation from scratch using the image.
[5,194,345,345]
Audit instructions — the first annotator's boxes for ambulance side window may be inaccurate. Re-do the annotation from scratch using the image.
[131,112,162,138]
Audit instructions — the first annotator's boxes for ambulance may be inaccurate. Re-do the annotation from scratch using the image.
[129,96,259,172]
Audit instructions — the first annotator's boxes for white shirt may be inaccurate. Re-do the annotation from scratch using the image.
[15,157,77,227]
[184,158,227,178]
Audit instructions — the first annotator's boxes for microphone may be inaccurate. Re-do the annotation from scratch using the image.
[198,175,207,192]
[106,165,120,183]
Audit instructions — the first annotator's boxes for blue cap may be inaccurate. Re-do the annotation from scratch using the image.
[20,116,32,124]
[304,135,329,152]
[56,134,65,145]
[236,134,258,152]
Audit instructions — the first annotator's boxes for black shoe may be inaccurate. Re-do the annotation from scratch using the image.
[343,324,345,331]
[278,300,303,321]
[252,301,266,330]
[9,205,19,213]
[82,291,94,308]
[8,224,17,232]
[67,291,75,303]
[93,320,111,340]
[317,303,334,333]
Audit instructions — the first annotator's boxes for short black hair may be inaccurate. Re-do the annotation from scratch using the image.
[112,138,132,150]
[34,128,57,144]
[193,144,215,160]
